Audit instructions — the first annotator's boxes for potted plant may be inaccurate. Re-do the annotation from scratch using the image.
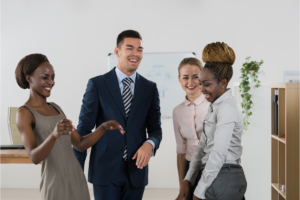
[239,56,264,132]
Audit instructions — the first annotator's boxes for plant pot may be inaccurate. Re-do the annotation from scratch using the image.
[248,70,255,83]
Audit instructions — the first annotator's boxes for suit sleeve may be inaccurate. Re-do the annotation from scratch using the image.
[73,78,99,170]
[146,83,162,156]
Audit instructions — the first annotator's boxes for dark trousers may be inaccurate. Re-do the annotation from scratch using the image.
[201,164,247,200]
[185,160,202,200]
[93,162,145,200]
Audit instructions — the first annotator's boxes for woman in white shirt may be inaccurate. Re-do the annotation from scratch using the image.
[176,42,247,200]
[173,58,210,200]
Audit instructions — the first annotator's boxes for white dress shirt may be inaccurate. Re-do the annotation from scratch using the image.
[184,89,243,199]
[115,67,155,154]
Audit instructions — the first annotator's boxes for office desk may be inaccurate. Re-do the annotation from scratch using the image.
[0,148,91,164]
[0,149,33,164]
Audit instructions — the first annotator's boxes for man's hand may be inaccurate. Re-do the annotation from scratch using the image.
[132,142,153,169]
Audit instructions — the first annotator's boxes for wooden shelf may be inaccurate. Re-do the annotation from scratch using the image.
[0,148,91,164]
[0,149,34,164]
[271,135,286,144]
[272,183,286,199]
[270,82,300,89]
[271,83,299,200]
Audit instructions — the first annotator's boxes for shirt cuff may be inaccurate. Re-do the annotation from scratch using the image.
[145,140,155,156]
[194,180,208,199]
[176,146,187,154]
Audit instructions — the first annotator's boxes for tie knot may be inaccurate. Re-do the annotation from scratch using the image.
[122,78,132,87]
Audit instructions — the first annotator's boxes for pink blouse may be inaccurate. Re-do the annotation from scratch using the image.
[173,94,210,161]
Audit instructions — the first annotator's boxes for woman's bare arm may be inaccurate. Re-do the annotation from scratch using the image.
[177,154,187,190]
[71,120,124,152]
[58,109,124,152]
[16,107,72,164]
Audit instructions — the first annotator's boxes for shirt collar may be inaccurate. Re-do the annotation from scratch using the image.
[184,93,206,106]
[210,89,232,110]
[115,66,136,84]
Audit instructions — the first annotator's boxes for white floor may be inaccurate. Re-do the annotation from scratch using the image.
[1,188,179,200]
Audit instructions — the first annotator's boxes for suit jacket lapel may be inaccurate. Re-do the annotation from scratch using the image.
[127,73,146,122]
[105,68,127,120]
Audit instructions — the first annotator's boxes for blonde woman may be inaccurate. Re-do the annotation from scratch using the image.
[173,57,210,200]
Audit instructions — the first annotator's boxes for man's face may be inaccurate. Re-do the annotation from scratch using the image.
[114,38,143,75]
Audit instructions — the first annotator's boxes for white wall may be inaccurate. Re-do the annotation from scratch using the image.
[233,83,271,200]
[1,0,299,197]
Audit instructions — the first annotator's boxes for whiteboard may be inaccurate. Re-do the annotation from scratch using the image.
[108,52,196,118]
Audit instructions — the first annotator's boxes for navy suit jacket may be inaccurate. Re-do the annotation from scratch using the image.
[73,68,162,188]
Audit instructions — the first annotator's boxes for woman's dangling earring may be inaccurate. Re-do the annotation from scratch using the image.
[222,86,224,89]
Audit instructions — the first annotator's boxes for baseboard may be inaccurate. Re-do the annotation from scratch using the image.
[1,185,40,189]
[146,185,179,189]
[2,185,179,189]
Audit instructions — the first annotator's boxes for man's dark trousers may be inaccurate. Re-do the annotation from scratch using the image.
[93,161,145,200]
[73,68,162,200]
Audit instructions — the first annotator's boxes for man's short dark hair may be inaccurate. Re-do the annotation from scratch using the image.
[117,30,142,48]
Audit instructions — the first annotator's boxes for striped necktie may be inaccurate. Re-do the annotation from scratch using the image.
[122,77,133,118]
[122,77,132,161]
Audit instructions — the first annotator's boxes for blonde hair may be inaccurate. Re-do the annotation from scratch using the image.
[178,57,203,76]
[202,42,235,83]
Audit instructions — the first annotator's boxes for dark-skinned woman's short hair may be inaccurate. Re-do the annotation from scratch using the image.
[15,54,49,89]
[117,30,142,48]
[202,42,235,84]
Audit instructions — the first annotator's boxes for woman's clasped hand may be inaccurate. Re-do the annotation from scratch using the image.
[52,119,125,139]
[52,119,74,138]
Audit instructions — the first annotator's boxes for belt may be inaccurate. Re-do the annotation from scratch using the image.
[200,163,243,170]
[221,164,243,170]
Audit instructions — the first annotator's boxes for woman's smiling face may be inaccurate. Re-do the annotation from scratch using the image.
[26,62,55,98]
[178,64,201,96]
[199,68,227,103]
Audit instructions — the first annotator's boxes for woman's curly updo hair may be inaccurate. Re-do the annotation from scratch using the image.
[202,42,235,84]
[15,54,49,89]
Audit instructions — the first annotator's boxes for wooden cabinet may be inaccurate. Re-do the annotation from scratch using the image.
[271,83,299,200]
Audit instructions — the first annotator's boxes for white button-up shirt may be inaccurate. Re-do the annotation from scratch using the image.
[115,66,136,96]
[115,67,155,154]
[184,89,243,199]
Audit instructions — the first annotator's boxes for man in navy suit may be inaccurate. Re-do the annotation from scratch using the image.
[73,30,162,200]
